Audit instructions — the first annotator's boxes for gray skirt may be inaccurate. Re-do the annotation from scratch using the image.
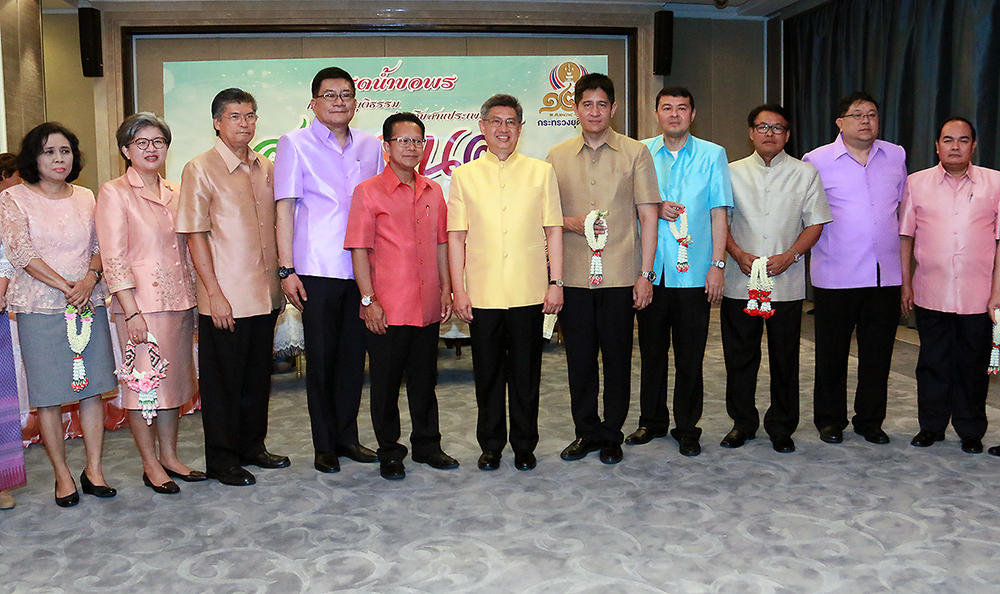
[18,305,118,408]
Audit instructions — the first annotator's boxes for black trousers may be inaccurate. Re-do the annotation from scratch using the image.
[559,286,635,444]
[636,285,711,440]
[914,306,990,439]
[299,275,367,453]
[366,323,443,462]
[721,297,802,439]
[812,286,900,433]
[199,310,279,472]
[469,305,543,453]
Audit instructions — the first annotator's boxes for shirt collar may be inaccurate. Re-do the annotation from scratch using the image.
[751,150,788,168]
[310,117,353,151]
[378,164,427,197]
[573,129,622,154]
[934,161,978,185]
[213,137,258,173]
[126,166,171,205]
[833,133,885,162]
[482,150,520,165]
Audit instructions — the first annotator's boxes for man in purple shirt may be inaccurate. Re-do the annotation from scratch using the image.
[274,67,384,473]
[802,92,907,446]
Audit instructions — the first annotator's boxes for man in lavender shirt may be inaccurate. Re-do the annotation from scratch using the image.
[802,92,907,446]
[274,67,384,473]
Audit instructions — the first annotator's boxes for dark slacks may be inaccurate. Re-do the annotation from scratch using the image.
[299,275,367,453]
[812,286,900,433]
[366,323,443,462]
[199,310,279,472]
[469,305,543,453]
[559,286,635,445]
[636,285,711,440]
[721,297,803,439]
[914,306,990,439]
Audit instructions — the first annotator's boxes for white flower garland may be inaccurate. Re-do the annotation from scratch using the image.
[115,332,170,425]
[744,257,775,318]
[585,209,609,285]
[990,309,1000,374]
[65,304,93,392]
[668,206,691,272]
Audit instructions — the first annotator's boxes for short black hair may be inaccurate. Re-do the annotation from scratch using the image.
[382,112,425,141]
[311,67,355,97]
[0,153,17,180]
[655,86,694,111]
[937,116,977,142]
[211,88,257,135]
[574,73,615,105]
[17,122,83,184]
[836,91,879,118]
[747,103,792,129]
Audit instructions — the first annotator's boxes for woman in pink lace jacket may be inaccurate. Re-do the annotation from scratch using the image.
[96,112,201,495]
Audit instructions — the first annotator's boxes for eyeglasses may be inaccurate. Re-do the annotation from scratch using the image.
[129,137,168,150]
[841,112,878,122]
[389,138,426,148]
[752,123,787,134]
[484,117,521,129]
[222,112,258,123]
[317,91,356,102]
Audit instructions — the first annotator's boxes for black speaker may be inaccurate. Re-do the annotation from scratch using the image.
[79,7,103,78]
[653,10,673,76]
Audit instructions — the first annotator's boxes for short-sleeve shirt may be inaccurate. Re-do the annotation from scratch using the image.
[176,138,283,319]
[546,130,660,288]
[899,163,1000,315]
[641,134,734,288]
[726,150,832,302]
[447,150,563,309]
[344,166,448,327]
[273,118,385,279]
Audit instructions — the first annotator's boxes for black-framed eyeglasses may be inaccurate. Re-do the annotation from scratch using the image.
[129,137,168,150]
[752,123,788,134]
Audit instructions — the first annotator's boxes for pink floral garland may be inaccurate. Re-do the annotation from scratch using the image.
[115,332,169,425]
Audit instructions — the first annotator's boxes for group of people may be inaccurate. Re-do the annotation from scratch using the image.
[1,65,998,509]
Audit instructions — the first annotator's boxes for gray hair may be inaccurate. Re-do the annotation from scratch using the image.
[480,94,523,123]
[116,112,171,165]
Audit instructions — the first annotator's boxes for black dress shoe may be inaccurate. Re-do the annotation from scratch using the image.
[80,470,117,498]
[989,445,1000,456]
[624,426,668,446]
[164,467,208,482]
[412,451,460,469]
[240,450,291,469]
[514,451,536,470]
[599,443,623,464]
[818,426,843,444]
[54,482,79,508]
[857,428,890,444]
[961,437,984,454]
[911,430,945,447]
[678,437,701,457]
[314,451,341,473]
[207,466,256,486]
[560,438,601,461]
[771,436,796,453]
[720,428,755,448]
[478,451,501,470]
[142,473,180,494]
[380,460,406,480]
[336,444,378,463]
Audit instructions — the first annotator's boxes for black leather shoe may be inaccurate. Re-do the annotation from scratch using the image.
[412,451,459,469]
[164,467,208,482]
[961,437,984,454]
[857,428,890,444]
[207,466,256,486]
[678,437,701,457]
[720,428,755,448]
[380,459,406,480]
[336,444,378,463]
[624,426,668,446]
[560,438,602,461]
[80,470,117,498]
[240,450,290,469]
[771,436,796,453]
[478,451,501,470]
[989,445,1000,456]
[314,451,341,473]
[911,430,945,447]
[818,426,843,444]
[142,473,180,494]
[54,482,79,508]
[514,451,536,470]
[599,443,623,464]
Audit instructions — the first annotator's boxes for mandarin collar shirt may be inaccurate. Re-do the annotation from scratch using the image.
[344,166,448,327]
[641,133,733,288]
[802,134,907,289]
[273,118,385,279]
[447,150,563,309]
[176,138,283,318]
[899,163,1000,315]
[547,130,660,288]
[726,150,832,302]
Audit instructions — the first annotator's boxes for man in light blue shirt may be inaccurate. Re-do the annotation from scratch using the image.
[627,86,732,457]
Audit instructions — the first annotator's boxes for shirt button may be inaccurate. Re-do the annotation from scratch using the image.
[501,184,506,188]
[502,206,507,211]
[503,253,508,258]
[590,180,596,185]
[504,230,508,234]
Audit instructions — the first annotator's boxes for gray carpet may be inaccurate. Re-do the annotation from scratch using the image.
[3,307,1000,594]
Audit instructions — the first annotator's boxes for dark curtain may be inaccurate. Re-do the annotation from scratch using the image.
[784,0,1000,172]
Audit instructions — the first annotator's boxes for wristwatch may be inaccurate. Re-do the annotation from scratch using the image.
[549,279,564,287]
[277,266,296,279]
[711,260,726,269]
[789,249,801,263]
[640,271,656,283]
[88,268,103,283]
[361,294,375,306]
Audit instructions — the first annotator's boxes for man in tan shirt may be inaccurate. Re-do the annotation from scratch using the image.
[546,73,659,465]
[177,88,287,486]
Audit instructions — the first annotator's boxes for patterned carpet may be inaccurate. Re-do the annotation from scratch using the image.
[3,307,1000,594]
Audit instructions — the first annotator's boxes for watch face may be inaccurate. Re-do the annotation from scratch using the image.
[361,295,373,306]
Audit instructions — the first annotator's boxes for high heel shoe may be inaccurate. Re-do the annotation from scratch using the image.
[55,481,80,508]
[164,467,208,482]
[142,473,180,494]
[80,470,117,498]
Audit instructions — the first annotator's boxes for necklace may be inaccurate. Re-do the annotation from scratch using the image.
[585,210,609,285]
[744,257,775,318]
[990,310,1000,374]
[65,304,93,392]
[116,332,170,425]
[668,206,691,272]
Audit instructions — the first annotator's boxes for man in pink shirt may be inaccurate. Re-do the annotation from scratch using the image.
[345,113,458,480]
[900,117,1000,454]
